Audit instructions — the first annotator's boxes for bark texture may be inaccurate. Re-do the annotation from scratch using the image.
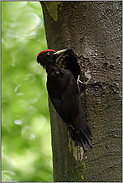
[41,1,122,182]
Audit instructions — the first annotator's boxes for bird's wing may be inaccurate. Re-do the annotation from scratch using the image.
[60,78,80,122]
[47,69,92,149]
[48,70,80,124]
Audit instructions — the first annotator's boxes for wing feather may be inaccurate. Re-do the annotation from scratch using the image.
[47,65,92,150]
[47,69,79,124]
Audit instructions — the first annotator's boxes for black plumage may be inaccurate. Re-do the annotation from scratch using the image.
[37,49,92,151]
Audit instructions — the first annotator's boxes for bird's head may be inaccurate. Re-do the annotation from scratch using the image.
[37,49,68,67]
[37,49,56,67]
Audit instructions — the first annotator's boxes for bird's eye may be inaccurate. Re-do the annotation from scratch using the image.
[47,52,50,55]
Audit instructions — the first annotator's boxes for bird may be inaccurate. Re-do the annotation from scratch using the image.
[37,48,92,151]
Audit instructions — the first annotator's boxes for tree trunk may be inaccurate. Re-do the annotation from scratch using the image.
[40,1,122,182]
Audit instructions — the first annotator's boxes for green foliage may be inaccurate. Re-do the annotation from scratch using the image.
[1,1,53,182]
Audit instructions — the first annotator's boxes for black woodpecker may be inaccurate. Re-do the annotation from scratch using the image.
[37,49,92,151]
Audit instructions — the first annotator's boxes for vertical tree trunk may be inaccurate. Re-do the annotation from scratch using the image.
[40,1,122,181]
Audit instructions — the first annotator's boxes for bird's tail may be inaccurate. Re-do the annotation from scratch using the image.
[67,123,92,151]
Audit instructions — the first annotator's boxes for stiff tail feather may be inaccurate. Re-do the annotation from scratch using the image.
[67,124,92,151]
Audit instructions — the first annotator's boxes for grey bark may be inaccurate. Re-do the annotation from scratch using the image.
[40,1,122,182]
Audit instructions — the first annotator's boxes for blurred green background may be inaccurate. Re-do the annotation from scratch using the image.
[1,1,53,182]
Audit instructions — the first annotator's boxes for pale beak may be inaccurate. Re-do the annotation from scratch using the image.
[53,49,68,55]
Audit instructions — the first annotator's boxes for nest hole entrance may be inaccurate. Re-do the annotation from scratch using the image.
[57,49,80,80]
